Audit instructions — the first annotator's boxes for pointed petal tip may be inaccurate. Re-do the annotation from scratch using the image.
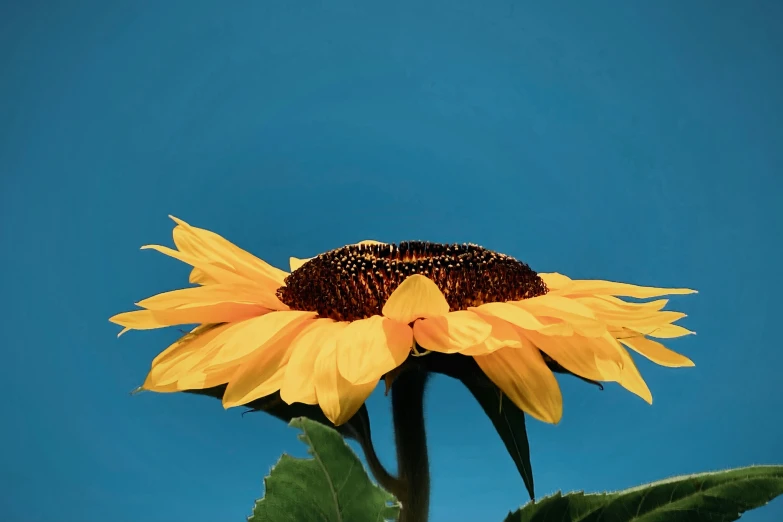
[289,256,310,272]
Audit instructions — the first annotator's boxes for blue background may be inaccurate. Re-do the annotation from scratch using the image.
[2,1,781,521]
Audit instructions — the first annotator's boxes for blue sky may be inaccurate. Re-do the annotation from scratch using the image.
[1,1,781,521]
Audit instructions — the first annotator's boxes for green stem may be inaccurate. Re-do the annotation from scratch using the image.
[391,364,431,522]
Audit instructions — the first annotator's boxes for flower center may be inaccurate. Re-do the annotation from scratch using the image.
[277,242,548,321]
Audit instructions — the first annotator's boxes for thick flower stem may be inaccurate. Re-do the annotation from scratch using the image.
[391,365,431,522]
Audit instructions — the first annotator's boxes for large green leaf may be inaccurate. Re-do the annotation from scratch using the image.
[504,465,783,522]
[424,352,535,500]
[248,417,400,522]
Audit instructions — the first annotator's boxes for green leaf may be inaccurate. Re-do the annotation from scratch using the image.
[425,352,535,500]
[248,417,401,522]
[504,465,783,522]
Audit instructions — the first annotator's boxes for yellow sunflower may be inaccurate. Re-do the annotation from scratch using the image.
[111,216,696,426]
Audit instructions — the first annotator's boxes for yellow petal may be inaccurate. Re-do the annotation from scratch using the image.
[109,303,271,331]
[136,283,287,312]
[517,296,606,338]
[336,316,412,385]
[523,331,622,382]
[221,320,314,407]
[314,342,379,426]
[190,311,316,371]
[615,344,653,404]
[595,309,687,328]
[549,278,697,298]
[473,302,545,331]
[628,323,695,338]
[356,240,385,246]
[189,268,218,285]
[473,346,563,424]
[521,294,597,318]
[412,311,492,354]
[280,320,345,405]
[538,272,572,290]
[170,216,289,285]
[289,256,312,272]
[382,274,450,324]
[461,313,525,356]
[142,324,232,391]
[618,330,695,367]
[141,244,253,286]
[578,296,669,313]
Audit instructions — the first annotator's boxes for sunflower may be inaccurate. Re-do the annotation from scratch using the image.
[111,217,696,426]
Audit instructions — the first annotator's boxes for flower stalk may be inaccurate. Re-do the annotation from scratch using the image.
[391,360,431,522]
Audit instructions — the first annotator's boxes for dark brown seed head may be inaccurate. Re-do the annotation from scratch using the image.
[276,241,548,321]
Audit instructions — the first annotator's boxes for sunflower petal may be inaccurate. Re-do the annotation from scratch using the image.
[538,272,572,290]
[314,342,379,426]
[475,306,571,336]
[142,324,232,391]
[136,283,287,311]
[141,244,253,285]
[615,344,653,404]
[289,256,312,272]
[629,323,695,338]
[170,216,289,285]
[109,303,271,331]
[521,294,597,318]
[190,311,316,371]
[460,313,525,356]
[578,296,669,313]
[550,278,697,298]
[523,331,623,382]
[382,274,450,324]
[412,311,492,354]
[618,330,695,367]
[222,320,315,407]
[280,320,345,405]
[517,296,607,338]
[336,316,412,385]
[473,346,563,424]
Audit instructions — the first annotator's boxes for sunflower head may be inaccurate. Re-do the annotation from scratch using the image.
[111,217,696,426]
[278,241,548,321]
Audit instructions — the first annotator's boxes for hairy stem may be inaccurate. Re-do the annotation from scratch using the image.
[391,365,431,522]
[345,405,402,497]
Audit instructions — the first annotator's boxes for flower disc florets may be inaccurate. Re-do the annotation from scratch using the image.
[277,241,548,321]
